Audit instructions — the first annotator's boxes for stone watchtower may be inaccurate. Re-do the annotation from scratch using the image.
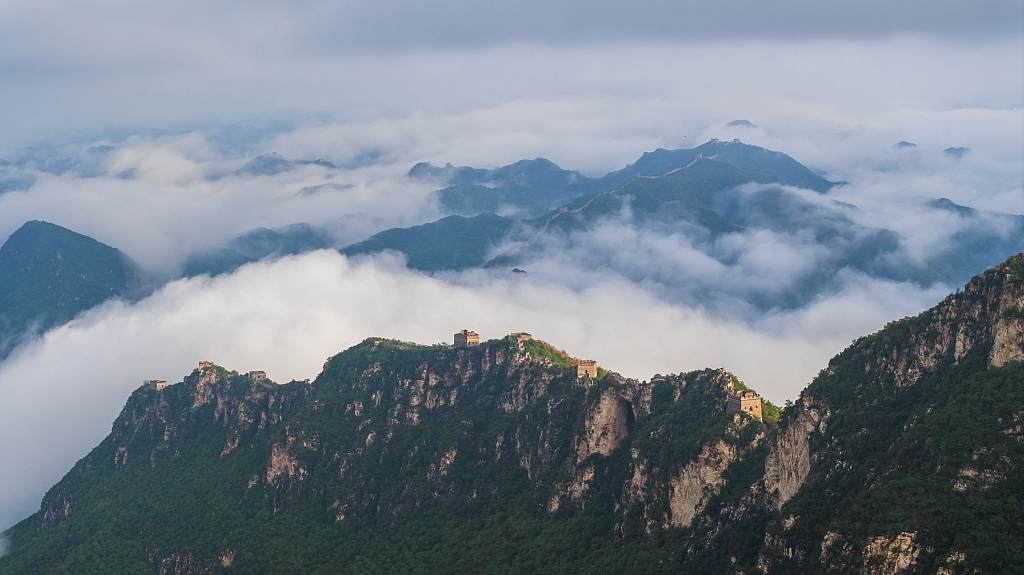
[248,371,267,381]
[511,332,532,350]
[727,389,763,421]
[574,360,598,378]
[144,380,167,390]
[454,329,480,347]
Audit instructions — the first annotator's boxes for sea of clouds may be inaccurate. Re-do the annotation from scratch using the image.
[1,99,1020,530]
[0,9,1021,532]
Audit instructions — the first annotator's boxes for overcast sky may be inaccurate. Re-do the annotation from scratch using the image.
[0,0,1022,534]
[2,0,1022,152]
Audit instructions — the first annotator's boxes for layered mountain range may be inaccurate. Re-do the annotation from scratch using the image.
[196,141,1024,310]
[3,141,1021,361]
[2,255,1022,574]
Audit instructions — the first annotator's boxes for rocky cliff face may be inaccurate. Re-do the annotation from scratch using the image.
[6,336,779,573]
[274,340,767,540]
[761,396,826,509]
[841,259,1024,390]
[754,255,1024,575]
[37,365,312,532]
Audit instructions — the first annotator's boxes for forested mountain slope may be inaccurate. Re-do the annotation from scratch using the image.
[0,220,147,360]
[757,253,1024,574]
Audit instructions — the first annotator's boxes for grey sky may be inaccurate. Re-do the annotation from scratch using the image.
[307,1,1024,49]
[4,1,1021,59]
[1,0,1022,151]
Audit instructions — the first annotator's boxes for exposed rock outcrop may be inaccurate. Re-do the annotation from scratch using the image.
[266,441,301,486]
[763,396,827,508]
[669,437,739,527]
[817,531,927,575]
[851,257,1024,387]
[578,387,631,461]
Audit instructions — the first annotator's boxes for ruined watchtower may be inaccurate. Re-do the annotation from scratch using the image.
[727,389,763,421]
[144,380,167,391]
[454,329,480,347]
[248,370,267,381]
[574,360,598,379]
[199,361,213,369]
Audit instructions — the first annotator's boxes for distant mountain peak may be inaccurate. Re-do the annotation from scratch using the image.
[0,220,147,358]
[237,153,294,176]
[236,153,337,176]
[928,197,975,215]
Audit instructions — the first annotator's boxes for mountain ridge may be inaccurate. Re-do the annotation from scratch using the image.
[406,140,837,221]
